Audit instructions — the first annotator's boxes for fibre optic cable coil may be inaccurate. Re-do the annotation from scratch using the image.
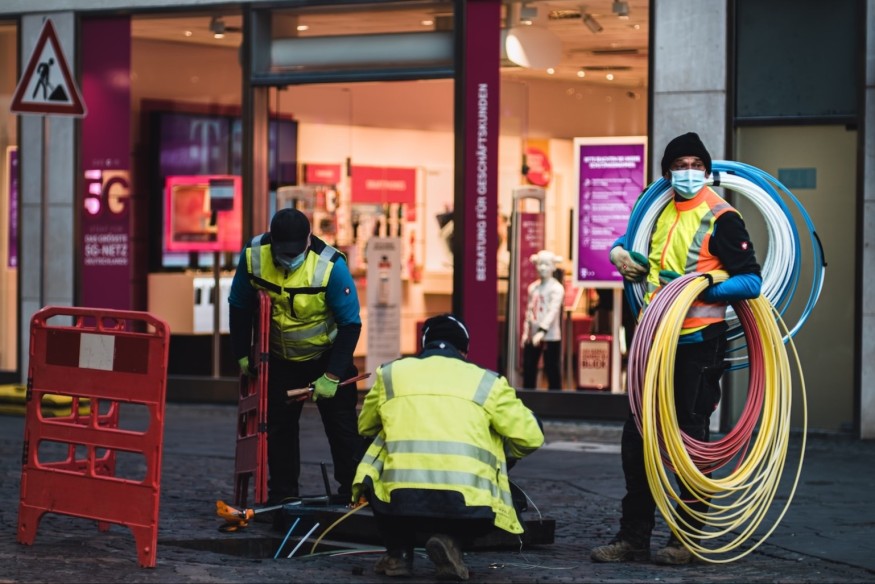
[623,161,819,562]
[623,161,825,369]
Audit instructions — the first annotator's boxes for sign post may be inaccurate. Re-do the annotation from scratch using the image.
[10,18,86,308]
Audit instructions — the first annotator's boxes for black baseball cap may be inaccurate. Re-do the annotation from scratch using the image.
[270,208,311,256]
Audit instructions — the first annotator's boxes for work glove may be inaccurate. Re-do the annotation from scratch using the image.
[238,356,256,378]
[658,269,682,286]
[609,246,647,283]
[531,329,546,346]
[312,374,339,402]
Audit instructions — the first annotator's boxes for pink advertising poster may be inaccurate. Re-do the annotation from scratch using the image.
[164,175,242,253]
[573,137,647,288]
[6,147,16,269]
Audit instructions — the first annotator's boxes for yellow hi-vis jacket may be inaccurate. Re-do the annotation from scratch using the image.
[245,235,340,361]
[644,186,736,334]
[352,350,545,534]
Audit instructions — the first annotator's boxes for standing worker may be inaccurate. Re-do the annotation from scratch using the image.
[590,132,762,565]
[228,207,364,505]
[353,314,544,580]
[520,250,566,389]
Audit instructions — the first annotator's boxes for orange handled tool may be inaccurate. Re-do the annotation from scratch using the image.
[286,372,371,401]
[216,500,284,532]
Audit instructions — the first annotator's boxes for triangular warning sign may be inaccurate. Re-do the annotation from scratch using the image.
[11,19,86,117]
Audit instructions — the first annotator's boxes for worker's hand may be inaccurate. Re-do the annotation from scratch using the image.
[532,330,546,346]
[609,246,647,282]
[520,334,528,349]
[238,356,256,378]
[312,374,339,401]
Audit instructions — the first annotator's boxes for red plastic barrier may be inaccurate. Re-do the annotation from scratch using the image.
[17,306,170,568]
[233,291,270,507]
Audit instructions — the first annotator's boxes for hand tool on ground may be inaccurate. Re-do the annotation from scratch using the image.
[286,372,371,401]
[216,500,285,532]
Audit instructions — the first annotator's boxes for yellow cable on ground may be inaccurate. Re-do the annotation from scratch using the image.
[639,272,807,563]
[309,501,370,555]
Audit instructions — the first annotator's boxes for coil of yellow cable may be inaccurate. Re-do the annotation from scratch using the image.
[634,271,807,563]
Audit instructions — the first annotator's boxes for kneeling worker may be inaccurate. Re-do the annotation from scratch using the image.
[352,314,545,580]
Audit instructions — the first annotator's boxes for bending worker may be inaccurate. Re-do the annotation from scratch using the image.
[353,314,544,580]
[228,208,364,504]
[590,132,762,565]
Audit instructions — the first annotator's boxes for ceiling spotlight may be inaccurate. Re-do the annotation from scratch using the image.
[582,13,603,33]
[577,68,586,78]
[606,72,615,81]
[210,16,225,39]
[612,0,630,19]
[546,67,555,75]
[520,3,538,25]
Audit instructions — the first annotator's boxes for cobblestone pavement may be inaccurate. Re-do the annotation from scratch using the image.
[2,403,874,583]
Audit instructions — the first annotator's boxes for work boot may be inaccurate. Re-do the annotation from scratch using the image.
[653,536,693,565]
[426,534,469,581]
[374,550,413,577]
[590,538,650,562]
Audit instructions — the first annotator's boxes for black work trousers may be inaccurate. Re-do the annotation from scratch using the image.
[373,513,495,556]
[618,334,727,546]
[266,352,364,502]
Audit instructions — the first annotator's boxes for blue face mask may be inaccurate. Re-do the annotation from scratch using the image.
[671,169,707,199]
[276,251,306,271]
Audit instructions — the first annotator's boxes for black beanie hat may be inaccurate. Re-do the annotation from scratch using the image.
[270,208,311,255]
[421,313,470,353]
[660,132,712,176]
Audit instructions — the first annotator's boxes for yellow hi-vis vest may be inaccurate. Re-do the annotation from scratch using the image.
[245,235,339,361]
[352,355,544,534]
[644,186,735,334]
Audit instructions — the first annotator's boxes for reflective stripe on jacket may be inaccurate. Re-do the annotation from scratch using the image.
[644,186,735,333]
[245,235,340,361]
[352,354,544,534]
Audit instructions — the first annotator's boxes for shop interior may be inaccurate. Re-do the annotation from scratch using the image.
[0,1,650,396]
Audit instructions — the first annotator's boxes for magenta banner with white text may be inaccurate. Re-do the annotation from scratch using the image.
[80,17,132,310]
[460,0,501,369]
[574,138,646,288]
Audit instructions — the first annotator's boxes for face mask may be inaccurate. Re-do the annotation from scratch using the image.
[276,251,306,271]
[671,169,707,199]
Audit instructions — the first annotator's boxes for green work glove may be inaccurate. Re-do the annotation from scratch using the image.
[312,374,339,401]
[658,269,682,285]
[629,251,649,267]
[238,356,255,378]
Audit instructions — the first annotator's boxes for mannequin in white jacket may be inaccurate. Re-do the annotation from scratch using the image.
[521,250,565,389]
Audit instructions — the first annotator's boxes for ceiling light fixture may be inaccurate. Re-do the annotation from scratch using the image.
[296,24,309,32]
[519,3,538,25]
[546,67,555,75]
[504,25,562,69]
[577,68,586,78]
[582,13,603,33]
[612,0,630,19]
[210,16,226,39]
